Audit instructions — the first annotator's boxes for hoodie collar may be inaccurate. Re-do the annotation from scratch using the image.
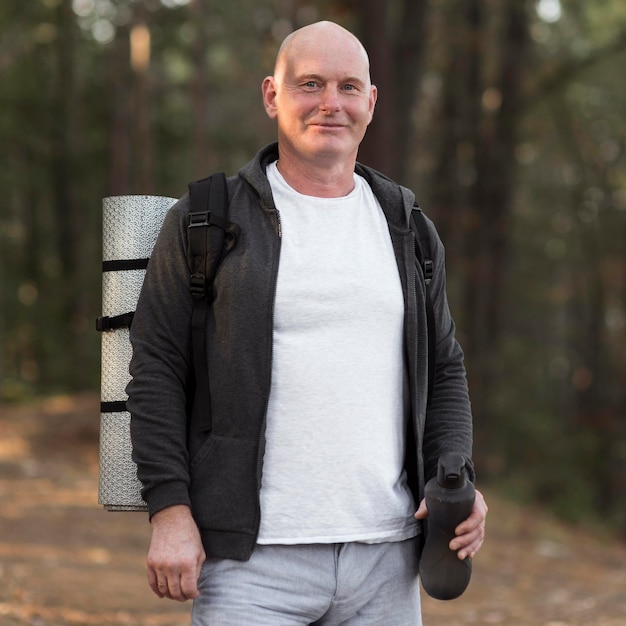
[239,142,415,229]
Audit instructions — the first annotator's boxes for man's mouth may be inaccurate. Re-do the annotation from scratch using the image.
[310,122,345,130]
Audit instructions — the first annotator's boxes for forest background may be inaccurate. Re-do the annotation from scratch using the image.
[0,0,625,535]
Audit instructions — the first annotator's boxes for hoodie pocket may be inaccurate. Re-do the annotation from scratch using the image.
[189,435,258,533]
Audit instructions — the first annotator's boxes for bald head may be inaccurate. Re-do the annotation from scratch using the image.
[274,21,371,85]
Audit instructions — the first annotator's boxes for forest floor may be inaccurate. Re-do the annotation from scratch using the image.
[0,393,625,626]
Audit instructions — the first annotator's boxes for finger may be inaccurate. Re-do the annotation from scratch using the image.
[413,498,428,519]
[166,574,186,602]
[153,569,186,602]
[455,490,488,535]
[153,576,169,598]
[181,552,206,601]
[450,525,479,550]
[457,534,484,560]
[455,513,481,536]
[452,529,482,553]
[147,566,166,598]
[451,522,485,559]
[180,569,201,601]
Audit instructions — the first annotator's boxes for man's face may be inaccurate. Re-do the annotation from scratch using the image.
[263,31,377,166]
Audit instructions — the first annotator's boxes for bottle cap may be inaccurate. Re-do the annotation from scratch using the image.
[437,452,466,488]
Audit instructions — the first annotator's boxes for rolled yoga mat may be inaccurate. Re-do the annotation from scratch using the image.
[98,194,177,511]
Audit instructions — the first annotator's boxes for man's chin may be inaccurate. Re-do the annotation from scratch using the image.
[303,140,356,162]
[279,136,358,165]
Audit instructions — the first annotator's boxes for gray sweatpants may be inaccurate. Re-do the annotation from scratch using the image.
[191,537,422,625]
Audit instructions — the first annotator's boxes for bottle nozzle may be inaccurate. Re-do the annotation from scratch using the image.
[437,453,466,488]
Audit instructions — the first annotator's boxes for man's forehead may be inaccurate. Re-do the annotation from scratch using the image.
[276,24,370,80]
[283,51,370,83]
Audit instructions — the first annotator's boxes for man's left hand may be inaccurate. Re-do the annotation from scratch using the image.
[414,489,488,560]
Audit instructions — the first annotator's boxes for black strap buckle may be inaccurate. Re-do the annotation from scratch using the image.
[423,259,433,285]
[188,211,211,228]
[190,273,207,299]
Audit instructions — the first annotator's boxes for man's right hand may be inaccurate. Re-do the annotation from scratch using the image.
[146,504,206,602]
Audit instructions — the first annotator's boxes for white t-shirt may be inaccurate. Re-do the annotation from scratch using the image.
[257,161,418,544]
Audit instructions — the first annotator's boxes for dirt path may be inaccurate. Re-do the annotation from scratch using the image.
[1,394,624,625]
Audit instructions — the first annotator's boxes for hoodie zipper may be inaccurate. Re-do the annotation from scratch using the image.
[412,231,426,505]
[253,207,282,539]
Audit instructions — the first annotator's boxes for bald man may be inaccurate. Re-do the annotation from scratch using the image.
[128,21,487,625]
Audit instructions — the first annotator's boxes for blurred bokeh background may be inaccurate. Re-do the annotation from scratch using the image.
[1,0,625,535]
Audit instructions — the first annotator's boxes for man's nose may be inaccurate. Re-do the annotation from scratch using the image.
[320,86,341,113]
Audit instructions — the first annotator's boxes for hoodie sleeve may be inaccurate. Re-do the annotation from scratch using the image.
[126,195,195,518]
[420,215,475,484]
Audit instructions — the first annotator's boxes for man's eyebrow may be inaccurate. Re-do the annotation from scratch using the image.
[342,76,367,86]
[294,73,323,82]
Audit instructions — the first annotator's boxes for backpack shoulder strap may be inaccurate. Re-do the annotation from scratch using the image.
[410,206,436,405]
[187,173,239,426]
[187,172,233,298]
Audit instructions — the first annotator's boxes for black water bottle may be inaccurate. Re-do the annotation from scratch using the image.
[419,452,475,600]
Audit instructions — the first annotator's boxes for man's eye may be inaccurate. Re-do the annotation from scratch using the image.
[343,84,357,91]
[304,81,318,88]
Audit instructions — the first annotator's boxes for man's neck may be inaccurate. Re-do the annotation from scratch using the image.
[275,150,356,198]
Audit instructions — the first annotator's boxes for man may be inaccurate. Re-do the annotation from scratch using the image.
[127,20,487,625]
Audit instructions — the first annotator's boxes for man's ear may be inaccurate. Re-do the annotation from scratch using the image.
[262,76,278,119]
[367,84,378,124]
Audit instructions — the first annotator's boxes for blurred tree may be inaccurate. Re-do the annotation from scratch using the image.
[486,0,626,527]
[418,0,532,440]
[356,0,429,185]
[188,0,211,181]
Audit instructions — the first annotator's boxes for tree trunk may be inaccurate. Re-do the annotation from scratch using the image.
[51,0,79,278]
[356,0,429,184]
[130,5,154,193]
[431,0,529,419]
[189,0,212,179]
[47,0,80,386]
[108,28,132,196]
